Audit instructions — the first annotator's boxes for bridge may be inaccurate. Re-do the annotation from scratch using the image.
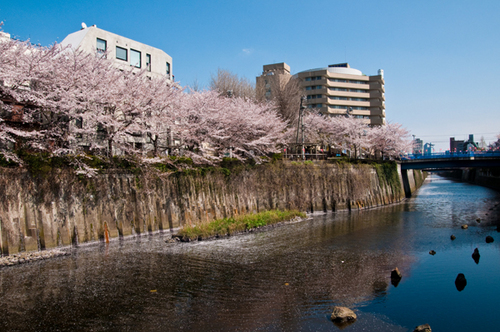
[401,151,500,170]
[399,151,500,198]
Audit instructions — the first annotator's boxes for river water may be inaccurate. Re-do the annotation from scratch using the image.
[1,174,500,331]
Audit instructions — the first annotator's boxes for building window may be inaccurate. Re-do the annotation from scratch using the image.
[166,62,171,77]
[96,38,106,57]
[116,46,127,61]
[348,80,368,84]
[146,54,151,72]
[329,78,345,83]
[130,49,141,68]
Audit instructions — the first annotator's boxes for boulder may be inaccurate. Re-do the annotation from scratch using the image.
[455,273,467,291]
[429,250,436,255]
[450,234,456,240]
[391,267,402,279]
[486,236,494,243]
[414,324,432,332]
[461,224,468,229]
[476,218,481,223]
[472,248,480,264]
[331,306,357,323]
[390,267,402,287]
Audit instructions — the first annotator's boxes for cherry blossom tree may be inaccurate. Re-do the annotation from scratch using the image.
[1,23,411,168]
[369,122,412,159]
[178,91,286,159]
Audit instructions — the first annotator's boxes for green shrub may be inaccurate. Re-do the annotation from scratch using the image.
[0,154,19,167]
[220,157,240,169]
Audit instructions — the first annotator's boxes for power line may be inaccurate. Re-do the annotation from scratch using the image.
[416,132,498,138]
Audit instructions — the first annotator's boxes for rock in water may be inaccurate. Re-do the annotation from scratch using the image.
[455,273,467,291]
[472,248,480,264]
[331,306,357,323]
[486,236,494,243]
[391,267,402,279]
[390,267,402,287]
[461,224,468,229]
[429,250,436,255]
[450,234,456,240]
[414,324,432,332]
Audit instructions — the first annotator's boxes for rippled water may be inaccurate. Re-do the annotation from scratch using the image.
[0,174,499,331]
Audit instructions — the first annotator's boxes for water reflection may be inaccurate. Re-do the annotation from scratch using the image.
[0,175,499,331]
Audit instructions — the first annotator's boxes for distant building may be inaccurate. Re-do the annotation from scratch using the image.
[256,62,292,100]
[256,62,385,125]
[61,23,172,80]
[450,134,479,153]
[413,138,423,155]
[424,143,434,156]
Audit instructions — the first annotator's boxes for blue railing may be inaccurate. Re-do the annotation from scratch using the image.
[403,151,500,161]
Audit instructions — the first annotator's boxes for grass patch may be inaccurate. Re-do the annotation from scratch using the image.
[177,209,306,240]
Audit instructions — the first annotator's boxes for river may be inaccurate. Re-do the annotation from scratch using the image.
[0,174,499,331]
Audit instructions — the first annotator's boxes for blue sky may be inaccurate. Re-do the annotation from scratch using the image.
[1,0,499,151]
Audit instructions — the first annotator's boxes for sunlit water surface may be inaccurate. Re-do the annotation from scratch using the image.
[1,175,500,331]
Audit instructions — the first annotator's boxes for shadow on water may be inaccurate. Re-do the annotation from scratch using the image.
[0,175,499,331]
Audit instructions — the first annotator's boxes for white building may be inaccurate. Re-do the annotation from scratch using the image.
[61,23,172,80]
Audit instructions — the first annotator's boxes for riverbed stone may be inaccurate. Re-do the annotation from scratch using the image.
[391,267,402,279]
[461,224,468,229]
[486,236,494,243]
[450,234,456,240]
[429,250,436,255]
[455,273,467,292]
[330,306,357,323]
[472,248,480,260]
[413,324,432,332]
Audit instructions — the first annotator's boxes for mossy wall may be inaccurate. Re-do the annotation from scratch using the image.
[0,162,424,254]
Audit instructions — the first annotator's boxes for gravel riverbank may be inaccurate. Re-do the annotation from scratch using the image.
[0,249,70,267]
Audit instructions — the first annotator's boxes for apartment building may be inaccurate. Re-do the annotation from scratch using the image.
[61,23,172,80]
[257,62,385,126]
[255,62,292,100]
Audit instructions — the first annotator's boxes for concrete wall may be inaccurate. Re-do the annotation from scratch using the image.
[0,162,424,255]
[457,168,500,191]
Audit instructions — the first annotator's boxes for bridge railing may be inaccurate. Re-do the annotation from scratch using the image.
[403,151,500,161]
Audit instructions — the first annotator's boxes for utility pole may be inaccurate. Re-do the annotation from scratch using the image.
[296,97,306,160]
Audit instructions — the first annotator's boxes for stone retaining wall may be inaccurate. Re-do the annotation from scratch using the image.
[0,162,424,255]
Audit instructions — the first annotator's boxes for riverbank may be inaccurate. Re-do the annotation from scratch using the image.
[0,248,70,267]
[0,160,425,255]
